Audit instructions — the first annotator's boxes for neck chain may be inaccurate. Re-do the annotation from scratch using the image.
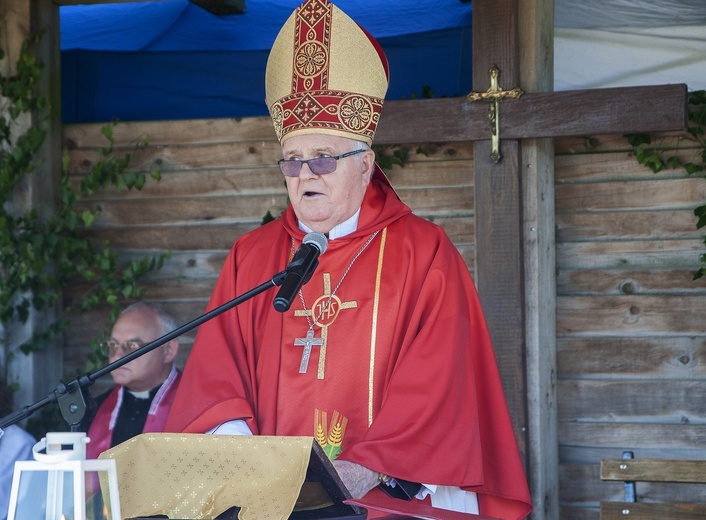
[294,230,379,329]
[291,230,380,376]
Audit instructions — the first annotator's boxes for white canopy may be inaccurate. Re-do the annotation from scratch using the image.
[555,0,706,91]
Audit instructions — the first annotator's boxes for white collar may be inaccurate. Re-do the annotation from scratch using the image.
[298,209,360,240]
[127,389,151,399]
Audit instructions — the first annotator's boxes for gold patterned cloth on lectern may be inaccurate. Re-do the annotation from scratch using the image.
[99,433,313,520]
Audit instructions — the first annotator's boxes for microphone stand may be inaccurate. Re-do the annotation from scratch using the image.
[0,268,289,431]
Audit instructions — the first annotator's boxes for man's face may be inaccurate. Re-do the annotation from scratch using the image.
[282,134,374,233]
[108,310,174,392]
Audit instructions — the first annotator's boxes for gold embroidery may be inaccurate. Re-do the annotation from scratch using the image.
[339,95,373,131]
[274,90,383,144]
[299,0,329,27]
[314,409,328,448]
[293,93,325,124]
[295,272,358,379]
[315,409,348,461]
[270,103,284,139]
[368,227,387,426]
[295,41,327,78]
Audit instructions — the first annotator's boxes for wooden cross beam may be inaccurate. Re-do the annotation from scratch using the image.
[375,83,687,144]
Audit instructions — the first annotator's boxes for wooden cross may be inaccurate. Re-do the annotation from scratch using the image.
[294,329,324,374]
[375,0,688,514]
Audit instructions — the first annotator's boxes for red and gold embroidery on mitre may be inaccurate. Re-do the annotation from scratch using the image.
[265,0,389,146]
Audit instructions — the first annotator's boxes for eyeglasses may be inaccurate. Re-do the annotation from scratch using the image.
[103,339,143,354]
[278,148,366,177]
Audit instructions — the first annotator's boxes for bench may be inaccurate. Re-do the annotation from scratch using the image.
[600,451,706,520]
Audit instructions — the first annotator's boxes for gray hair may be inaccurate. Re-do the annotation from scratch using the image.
[354,140,372,152]
[353,140,372,168]
[120,301,178,337]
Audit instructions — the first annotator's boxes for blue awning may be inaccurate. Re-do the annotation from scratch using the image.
[60,1,473,123]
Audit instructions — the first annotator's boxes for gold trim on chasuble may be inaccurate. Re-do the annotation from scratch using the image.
[368,226,387,426]
[302,228,388,459]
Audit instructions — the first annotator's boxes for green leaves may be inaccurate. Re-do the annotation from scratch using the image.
[372,144,410,172]
[626,89,706,279]
[1,40,170,360]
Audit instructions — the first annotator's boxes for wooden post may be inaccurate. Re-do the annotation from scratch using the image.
[518,1,559,518]
[0,0,63,414]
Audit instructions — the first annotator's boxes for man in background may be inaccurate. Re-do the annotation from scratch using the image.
[84,301,181,459]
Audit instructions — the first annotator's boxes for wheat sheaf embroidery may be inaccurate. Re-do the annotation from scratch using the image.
[315,409,348,461]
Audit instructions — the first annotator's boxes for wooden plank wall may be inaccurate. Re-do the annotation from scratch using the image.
[553,134,706,519]
[63,119,706,519]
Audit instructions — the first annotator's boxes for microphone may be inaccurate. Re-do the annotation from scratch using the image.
[273,232,328,312]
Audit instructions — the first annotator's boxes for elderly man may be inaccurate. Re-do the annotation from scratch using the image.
[165,1,531,518]
[85,302,181,459]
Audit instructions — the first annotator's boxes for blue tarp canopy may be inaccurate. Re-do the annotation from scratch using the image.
[60,1,473,124]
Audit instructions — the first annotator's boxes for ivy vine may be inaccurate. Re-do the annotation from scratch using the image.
[1,35,170,405]
[626,90,706,279]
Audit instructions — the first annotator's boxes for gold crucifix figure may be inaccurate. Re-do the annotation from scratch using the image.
[467,65,524,163]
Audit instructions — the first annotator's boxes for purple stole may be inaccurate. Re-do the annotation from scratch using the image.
[87,366,182,460]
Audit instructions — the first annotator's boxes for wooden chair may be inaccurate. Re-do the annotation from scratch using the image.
[600,451,706,520]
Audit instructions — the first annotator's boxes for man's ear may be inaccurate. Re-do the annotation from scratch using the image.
[163,339,179,364]
[361,149,376,183]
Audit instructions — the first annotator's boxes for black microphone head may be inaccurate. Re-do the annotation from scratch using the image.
[303,232,328,254]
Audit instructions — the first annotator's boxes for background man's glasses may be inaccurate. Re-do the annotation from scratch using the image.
[103,339,142,354]
[278,148,365,177]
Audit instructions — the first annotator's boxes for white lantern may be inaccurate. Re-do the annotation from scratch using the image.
[7,432,121,520]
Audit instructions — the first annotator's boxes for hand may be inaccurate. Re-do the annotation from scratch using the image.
[332,460,380,499]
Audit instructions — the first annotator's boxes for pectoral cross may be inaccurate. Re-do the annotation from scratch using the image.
[294,273,358,379]
[294,329,323,373]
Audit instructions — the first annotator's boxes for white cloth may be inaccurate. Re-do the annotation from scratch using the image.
[0,425,35,520]
[206,420,253,436]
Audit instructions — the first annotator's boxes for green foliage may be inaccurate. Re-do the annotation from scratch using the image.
[625,90,706,280]
[1,36,170,380]
[372,85,441,172]
[373,144,410,172]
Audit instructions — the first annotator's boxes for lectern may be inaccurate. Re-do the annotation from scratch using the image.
[100,434,365,520]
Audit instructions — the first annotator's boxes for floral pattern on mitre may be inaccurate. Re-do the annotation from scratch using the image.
[295,41,328,79]
[298,0,330,27]
[274,90,383,142]
[338,95,375,131]
[293,93,325,124]
[269,103,285,141]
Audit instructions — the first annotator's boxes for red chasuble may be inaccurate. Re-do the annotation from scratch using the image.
[165,168,532,519]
